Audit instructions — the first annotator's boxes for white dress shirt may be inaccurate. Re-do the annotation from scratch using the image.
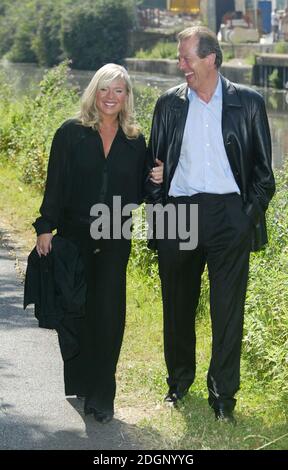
[169,78,240,197]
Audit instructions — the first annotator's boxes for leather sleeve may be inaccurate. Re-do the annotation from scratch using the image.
[144,97,166,204]
[244,96,275,223]
[33,126,69,235]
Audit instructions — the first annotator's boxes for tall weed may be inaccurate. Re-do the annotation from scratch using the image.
[243,164,288,400]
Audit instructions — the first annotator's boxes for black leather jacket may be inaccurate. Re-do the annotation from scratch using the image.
[145,75,275,251]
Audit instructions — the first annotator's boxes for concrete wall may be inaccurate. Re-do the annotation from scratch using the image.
[221,63,253,83]
[221,42,277,58]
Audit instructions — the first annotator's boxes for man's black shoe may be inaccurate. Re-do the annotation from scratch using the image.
[164,387,189,405]
[214,405,236,425]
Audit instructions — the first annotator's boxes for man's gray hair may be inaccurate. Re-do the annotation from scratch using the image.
[177,26,223,69]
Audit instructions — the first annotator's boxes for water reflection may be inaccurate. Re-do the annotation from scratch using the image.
[0,61,287,168]
[261,89,288,169]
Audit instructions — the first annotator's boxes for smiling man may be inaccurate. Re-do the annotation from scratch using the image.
[146,26,275,423]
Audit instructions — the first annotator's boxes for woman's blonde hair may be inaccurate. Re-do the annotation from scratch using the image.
[76,63,140,138]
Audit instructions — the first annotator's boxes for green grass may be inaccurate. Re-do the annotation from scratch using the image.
[0,160,42,248]
[121,267,288,450]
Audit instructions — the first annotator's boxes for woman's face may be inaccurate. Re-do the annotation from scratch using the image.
[96,78,128,120]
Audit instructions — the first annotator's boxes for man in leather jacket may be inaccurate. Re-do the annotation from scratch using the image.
[146,26,275,423]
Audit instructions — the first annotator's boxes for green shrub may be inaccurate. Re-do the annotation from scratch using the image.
[61,0,134,70]
[268,68,282,89]
[7,25,37,63]
[31,2,62,67]
[4,1,38,63]
[243,163,288,399]
[222,49,234,62]
[135,85,160,141]
[0,9,16,57]
[0,61,79,189]
[135,41,177,59]
[274,41,288,54]
[0,71,18,158]
[0,0,136,68]
[21,62,79,189]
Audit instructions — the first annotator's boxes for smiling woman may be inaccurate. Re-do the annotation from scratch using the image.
[96,80,129,157]
[76,63,140,139]
[30,63,163,424]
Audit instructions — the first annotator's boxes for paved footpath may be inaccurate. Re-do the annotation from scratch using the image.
[0,235,145,450]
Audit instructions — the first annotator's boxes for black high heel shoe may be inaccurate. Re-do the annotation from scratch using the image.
[93,410,113,424]
[84,404,113,423]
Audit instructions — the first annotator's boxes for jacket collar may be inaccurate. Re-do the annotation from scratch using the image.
[220,74,242,109]
[170,83,189,114]
[173,74,242,109]
[175,82,189,101]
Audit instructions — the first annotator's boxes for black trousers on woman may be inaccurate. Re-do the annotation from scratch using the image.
[61,224,131,414]
[157,193,251,411]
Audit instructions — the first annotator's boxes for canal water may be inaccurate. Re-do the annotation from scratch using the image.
[1,61,287,168]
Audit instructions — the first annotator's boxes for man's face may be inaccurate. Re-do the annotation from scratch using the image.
[177,36,213,91]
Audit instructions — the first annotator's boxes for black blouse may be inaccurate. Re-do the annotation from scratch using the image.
[33,119,147,235]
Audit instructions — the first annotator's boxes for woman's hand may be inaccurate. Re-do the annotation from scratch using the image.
[150,158,164,184]
[36,233,53,257]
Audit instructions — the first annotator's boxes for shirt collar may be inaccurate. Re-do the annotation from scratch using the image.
[188,74,221,103]
[213,76,222,100]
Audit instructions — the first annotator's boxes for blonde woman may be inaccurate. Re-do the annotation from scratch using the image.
[34,64,163,423]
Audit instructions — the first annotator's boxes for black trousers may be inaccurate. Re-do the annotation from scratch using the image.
[157,193,251,411]
[61,224,131,413]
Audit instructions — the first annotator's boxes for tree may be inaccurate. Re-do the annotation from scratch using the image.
[0,0,137,68]
[32,2,62,66]
[0,13,16,57]
[4,1,38,63]
[61,0,135,70]
[7,24,37,63]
